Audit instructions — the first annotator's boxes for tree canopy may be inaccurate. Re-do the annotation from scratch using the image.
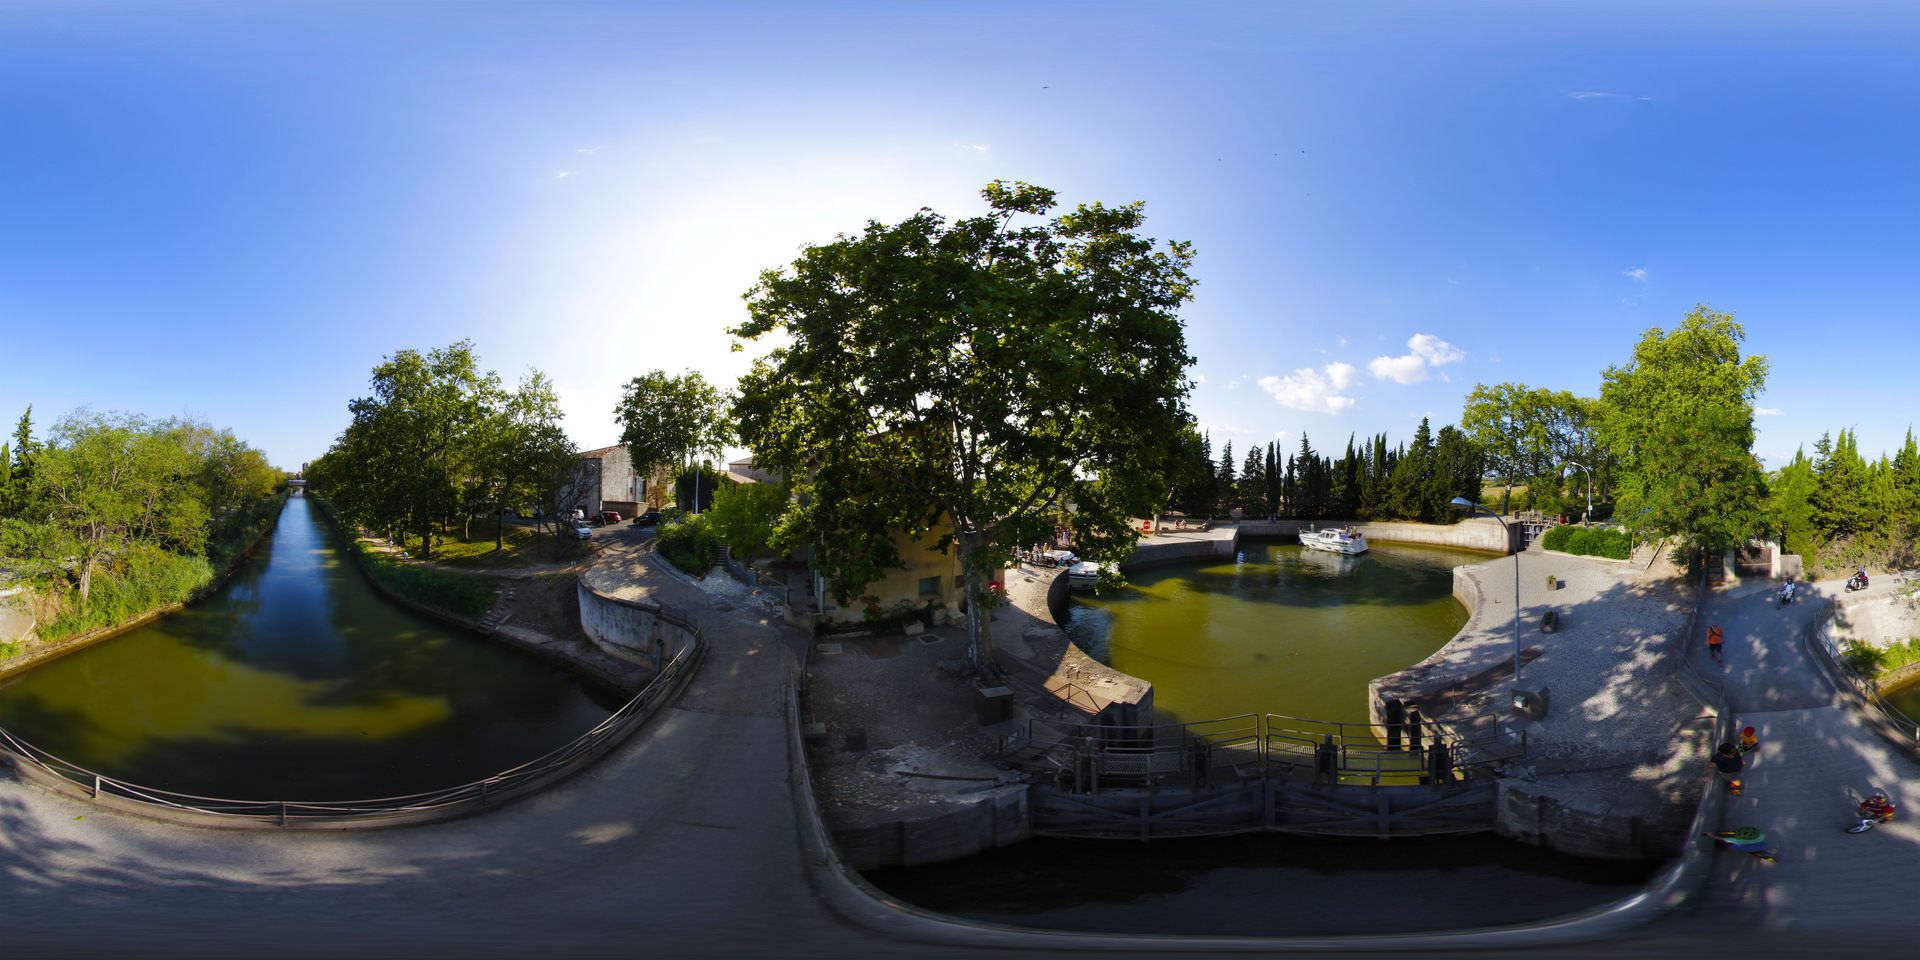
[730,181,1196,670]
[308,342,573,557]
[613,369,732,508]
[1598,305,1769,554]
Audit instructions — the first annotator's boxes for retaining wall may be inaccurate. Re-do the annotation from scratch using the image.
[831,786,1031,870]
[577,581,701,668]
[1235,518,1514,554]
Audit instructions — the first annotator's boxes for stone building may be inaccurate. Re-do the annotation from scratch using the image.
[573,444,644,518]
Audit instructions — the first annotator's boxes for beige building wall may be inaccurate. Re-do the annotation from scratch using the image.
[819,525,1002,626]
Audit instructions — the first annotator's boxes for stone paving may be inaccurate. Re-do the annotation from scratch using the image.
[4,519,1919,955]
[1692,575,1920,932]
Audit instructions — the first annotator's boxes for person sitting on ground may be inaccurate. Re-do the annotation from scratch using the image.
[1706,826,1777,863]
[1739,726,1759,756]
[1709,743,1744,793]
[1860,791,1896,823]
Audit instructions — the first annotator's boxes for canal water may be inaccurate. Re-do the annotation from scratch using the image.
[865,538,1662,935]
[0,495,625,801]
[1062,539,1486,722]
[867,834,1658,936]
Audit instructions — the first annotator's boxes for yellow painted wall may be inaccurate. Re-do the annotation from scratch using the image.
[821,524,1002,625]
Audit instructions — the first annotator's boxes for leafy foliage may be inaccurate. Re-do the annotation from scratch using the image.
[655,513,720,576]
[0,408,286,644]
[704,480,789,557]
[730,181,1196,668]
[613,370,732,509]
[1598,305,1769,554]
[1541,524,1632,559]
[307,343,575,558]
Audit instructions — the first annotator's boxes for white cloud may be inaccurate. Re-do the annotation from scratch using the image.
[1369,353,1427,384]
[1755,407,1785,417]
[1369,333,1466,384]
[959,142,991,153]
[1624,266,1647,280]
[1259,363,1357,413]
[1200,421,1250,435]
[575,146,607,156]
[1569,91,1621,100]
[1409,333,1466,365]
[1225,376,1245,392]
[554,170,576,180]
[1192,373,1207,385]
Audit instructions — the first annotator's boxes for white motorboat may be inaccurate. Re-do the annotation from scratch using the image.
[1299,525,1369,555]
[1066,560,1105,590]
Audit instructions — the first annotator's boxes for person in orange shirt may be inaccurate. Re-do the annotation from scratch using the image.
[1707,624,1725,663]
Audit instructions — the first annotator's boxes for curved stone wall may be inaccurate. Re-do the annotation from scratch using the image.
[577,580,701,668]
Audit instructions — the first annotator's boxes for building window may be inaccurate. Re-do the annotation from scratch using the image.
[919,576,940,597]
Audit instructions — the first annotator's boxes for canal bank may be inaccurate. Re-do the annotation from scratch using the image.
[0,487,292,682]
[0,494,635,806]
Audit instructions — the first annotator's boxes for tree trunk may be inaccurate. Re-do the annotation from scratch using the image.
[957,530,996,677]
[496,511,505,551]
[420,520,433,560]
[78,556,93,605]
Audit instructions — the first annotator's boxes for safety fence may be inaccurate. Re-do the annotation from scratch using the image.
[1809,607,1920,753]
[1002,707,1522,795]
[0,604,705,829]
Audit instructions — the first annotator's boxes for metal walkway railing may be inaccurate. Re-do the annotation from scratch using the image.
[0,604,705,828]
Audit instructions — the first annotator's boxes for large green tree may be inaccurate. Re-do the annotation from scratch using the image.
[322,342,499,559]
[613,370,732,513]
[730,181,1195,671]
[1598,305,1769,555]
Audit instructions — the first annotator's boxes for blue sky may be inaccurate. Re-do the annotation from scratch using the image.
[3,1,1918,471]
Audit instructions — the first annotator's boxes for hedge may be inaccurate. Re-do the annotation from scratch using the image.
[656,514,720,577]
[1542,524,1632,560]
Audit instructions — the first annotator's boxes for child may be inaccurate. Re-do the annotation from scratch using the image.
[1738,726,1759,757]
[1707,624,1725,663]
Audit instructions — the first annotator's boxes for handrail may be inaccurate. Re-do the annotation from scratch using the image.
[0,600,706,827]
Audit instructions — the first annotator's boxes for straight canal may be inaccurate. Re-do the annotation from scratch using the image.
[0,494,624,800]
[866,537,1661,934]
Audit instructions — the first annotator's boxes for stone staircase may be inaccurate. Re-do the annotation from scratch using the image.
[478,583,517,635]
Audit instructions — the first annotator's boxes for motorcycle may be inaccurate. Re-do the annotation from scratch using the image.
[1779,580,1796,606]
[1847,571,1870,592]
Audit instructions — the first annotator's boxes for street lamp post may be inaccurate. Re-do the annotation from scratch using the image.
[1451,497,1528,716]
[1561,460,1594,526]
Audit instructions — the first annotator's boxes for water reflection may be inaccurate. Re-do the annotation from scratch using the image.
[0,496,623,800]
[1063,539,1487,722]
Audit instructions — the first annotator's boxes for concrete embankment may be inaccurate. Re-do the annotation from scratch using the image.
[1370,551,1704,860]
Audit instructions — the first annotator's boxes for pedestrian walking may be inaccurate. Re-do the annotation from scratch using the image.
[1707,623,1725,663]
[1710,742,1745,795]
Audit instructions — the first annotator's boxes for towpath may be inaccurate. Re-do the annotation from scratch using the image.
[1689,576,1920,929]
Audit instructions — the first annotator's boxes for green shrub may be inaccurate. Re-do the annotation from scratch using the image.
[656,514,720,576]
[1542,525,1631,560]
[353,543,498,620]
[1845,637,1920,678]
[1542,525,1574,552]
[40,545,213,642]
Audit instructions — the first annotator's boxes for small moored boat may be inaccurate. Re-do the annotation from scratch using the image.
[1299,525,1369,555]
[1066,560,1106,590]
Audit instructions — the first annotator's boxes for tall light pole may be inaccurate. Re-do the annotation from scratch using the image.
[1451,497,1526,714]
[1561,460,1594,526]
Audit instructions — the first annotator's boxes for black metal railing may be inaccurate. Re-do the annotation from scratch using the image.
[0,603,705,827]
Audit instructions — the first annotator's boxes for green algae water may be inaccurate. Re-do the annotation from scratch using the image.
[1062,539,1488,722]
[0,495,624,800]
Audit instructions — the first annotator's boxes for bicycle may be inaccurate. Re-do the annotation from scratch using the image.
[1846,792,1896,834]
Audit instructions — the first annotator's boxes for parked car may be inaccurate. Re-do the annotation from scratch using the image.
[632,509,662,526]
[595,510,621,525]
[568,521,592,540]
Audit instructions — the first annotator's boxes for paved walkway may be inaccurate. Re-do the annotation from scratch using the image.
[1690,575,1920,930]
[3,529,1915,956]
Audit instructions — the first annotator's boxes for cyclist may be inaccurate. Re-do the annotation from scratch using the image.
[1859,791,1896,824]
